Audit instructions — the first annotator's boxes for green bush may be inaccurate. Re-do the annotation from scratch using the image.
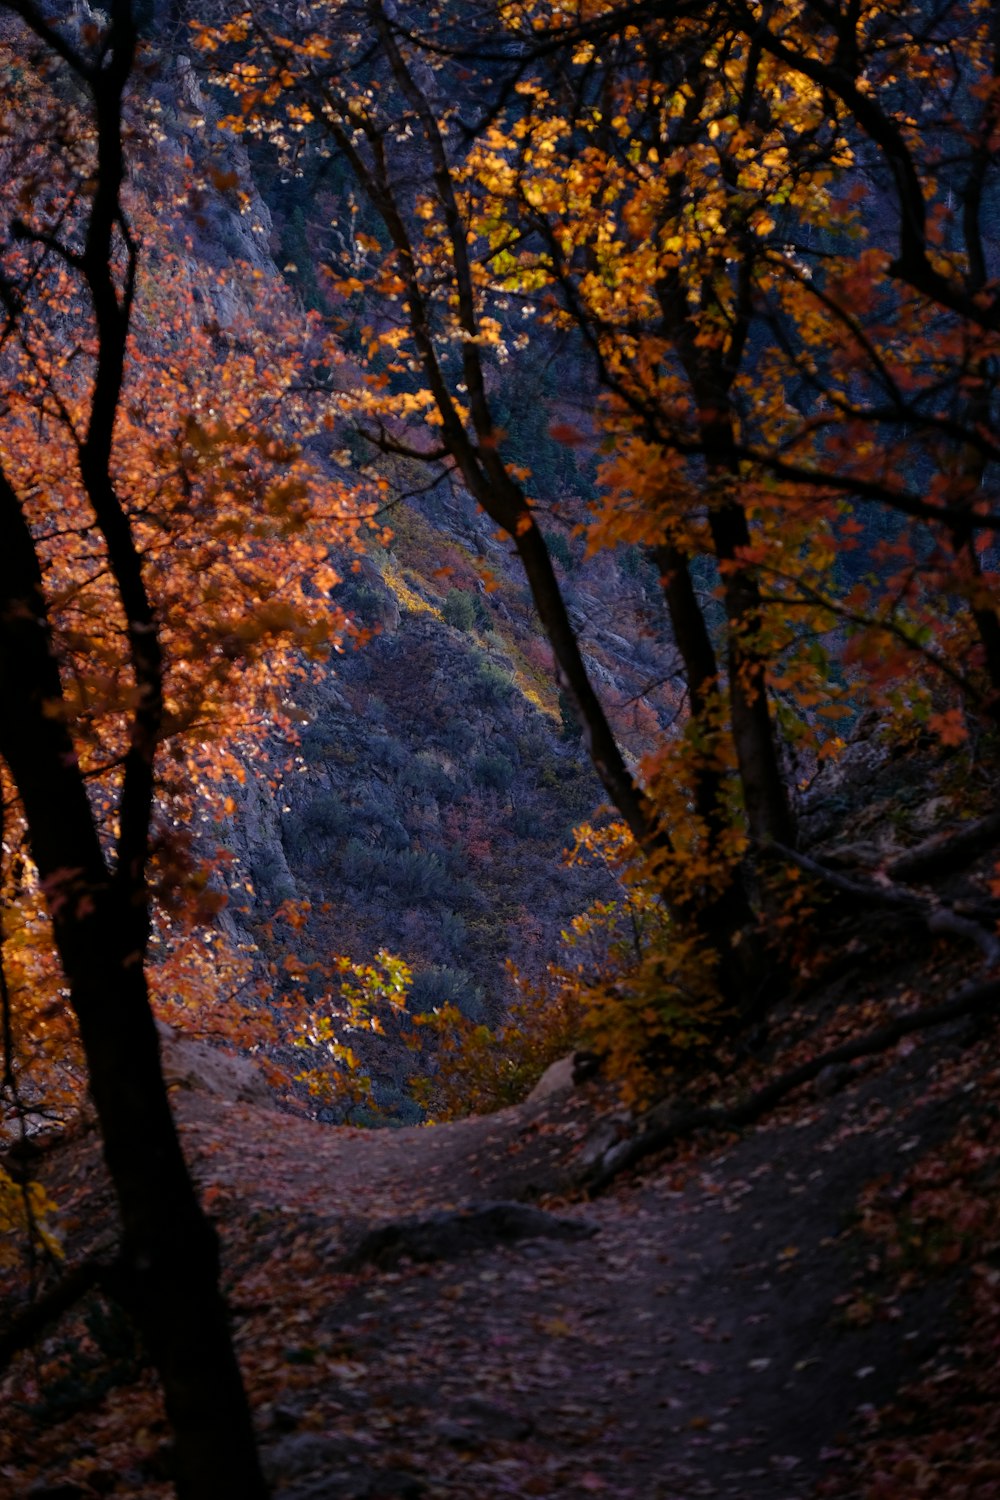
[303,792,351,840]
[399,751,461,802]
[470,654,515,708]
[282,793,353,862]
[340,836,378,890]
[508,805,539,838]
[335,574,383,624]
[358,792,409,850]
[368,733,409,772]
[408,965,486,1021]
[438,909,468,957]
[439,715,477,755]
[442,588,477,632]
[473,751,515,793]
[250,850,296,903]
[558,689,581,740]
[543,529,575,572]
[384,848,451,902]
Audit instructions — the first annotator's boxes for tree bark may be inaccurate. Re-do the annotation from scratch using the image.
[650,543,764,1002]
[706,496,796,848]
[0,477,266,1498]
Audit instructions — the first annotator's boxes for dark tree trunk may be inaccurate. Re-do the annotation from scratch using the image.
[0,472,267,1500]
[651,543,767,1008]
[512,514,656,851]
[658,241,796,852]
[66,937,268,1500]
[652,546,717,701]
[651,541,724,828]
[706,498,797,849]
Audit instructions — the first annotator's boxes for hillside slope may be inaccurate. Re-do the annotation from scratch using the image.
[138,39,680,1114]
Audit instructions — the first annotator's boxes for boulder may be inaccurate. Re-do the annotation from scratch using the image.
[157,1023,273,1106]
[525,1053,575,1103]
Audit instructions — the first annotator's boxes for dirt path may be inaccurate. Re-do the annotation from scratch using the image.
[171,1031,961,1500]
[0,1016,979,1500]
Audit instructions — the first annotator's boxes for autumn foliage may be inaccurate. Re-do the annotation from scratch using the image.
[187,0,1000,1099]
[1,0,998,1132]
[2,3,1000,1497]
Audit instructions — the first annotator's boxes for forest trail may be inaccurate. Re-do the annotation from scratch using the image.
[7,983,991,1500]
[200,1039,959,1500]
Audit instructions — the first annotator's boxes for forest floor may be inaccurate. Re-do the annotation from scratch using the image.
[4,748,1000,1498]
[3,943,1000,1500]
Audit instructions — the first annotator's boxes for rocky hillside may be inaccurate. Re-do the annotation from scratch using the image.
[138,34,681,1114]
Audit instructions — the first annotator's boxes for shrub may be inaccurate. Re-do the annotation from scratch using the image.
[508,805,538,838]
[408,974,583,1119]
[442,588,477,632]
[407,965,485,1021]
[543,529,575,573]
[470,654,516,708]
[399,751,460,802]
[297,719,339,759]
[558,690,581,740]
[383,848,451,903]
[302,792,351,841]
[282,795,354,864]
[472,751,515,793]
[437,909,468,957]
[340,836,378,890]
[438,715,477,756]
[365,1081,424,1126]
[368,733,409,773]
[357,789,410,850]
[250,850,296,904]
[335,572,384,624]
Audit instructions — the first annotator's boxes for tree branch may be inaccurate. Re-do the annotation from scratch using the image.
[587,975,1000,1194]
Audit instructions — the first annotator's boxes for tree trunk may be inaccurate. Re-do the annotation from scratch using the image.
[665,279,796,851]
[650,542,764,1004]
[707,498,797,848]
[512,514,655,851]
[69,929,269,1500]
[651,541,724,830]
[0,472,268,1500]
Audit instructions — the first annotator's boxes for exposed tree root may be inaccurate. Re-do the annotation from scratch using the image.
[0,1252,123,1375]
[586,977,1000,1195]
[769,842,1000,966]
[886,810,1000,884]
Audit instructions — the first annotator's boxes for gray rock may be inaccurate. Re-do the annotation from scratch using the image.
[339,1200,595,1270]
[157,1022,273,1106]
[525,1053,575,1102]
[578,1120,625,1169]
